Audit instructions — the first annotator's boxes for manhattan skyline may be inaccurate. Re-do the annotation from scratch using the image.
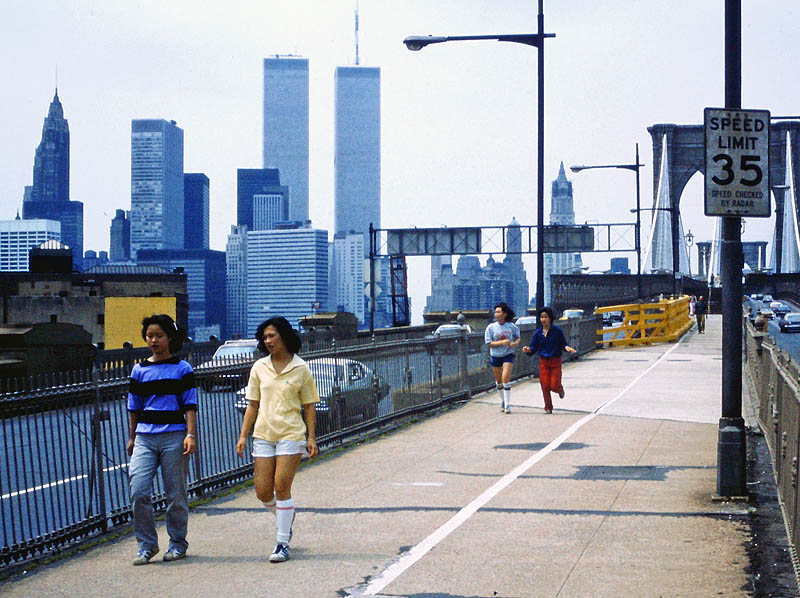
[3,1,798,323]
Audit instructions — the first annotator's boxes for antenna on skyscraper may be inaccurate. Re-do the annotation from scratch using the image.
[354,1,360,65]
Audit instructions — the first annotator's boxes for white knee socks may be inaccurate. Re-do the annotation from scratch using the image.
[503,383,511,408]
[496,383,504,407]
[262,495,276,516]
[275,498,294,545]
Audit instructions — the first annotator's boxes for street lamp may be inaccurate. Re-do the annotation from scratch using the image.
[571,143,644,300]
[404,2,555,311]
[684,229,694,277]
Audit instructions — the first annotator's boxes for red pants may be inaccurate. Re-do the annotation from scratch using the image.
[538,356,564,410]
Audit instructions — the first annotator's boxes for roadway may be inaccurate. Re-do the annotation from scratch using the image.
[744,296,800,361]
[4,314,792,597]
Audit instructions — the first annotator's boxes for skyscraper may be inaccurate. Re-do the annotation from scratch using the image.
[184,173,209,250]
[246,225,328,330]
[0,218,61,272]
[333,232,365,322]
[334,66,381,237]
[226,225,248,339]
[236,168,288,231]
[263,57,309,222]
[109,209,131,262]
[130,119,184,259]
[544,163,582,304]
[22,90,83,270]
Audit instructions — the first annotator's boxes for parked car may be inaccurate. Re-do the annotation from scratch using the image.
[758,307,775,320]
[427,323,473,339]
[514,315,538,327]
[559,309,584,320]
[771,301,791,317]
[196,339,260,391]
[235,357,391,432]
[779,312,800,332]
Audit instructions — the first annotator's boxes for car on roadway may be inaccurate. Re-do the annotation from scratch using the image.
[758,307,775,320]
[427,323,473,339]
[235,357,391,431]
[514,315,539,327]
[779,313,800,333]
[763,294,774,303]
[771,301,791,317]
[559,308,585,320]
[196,339,260,391]
[597,310,624,326]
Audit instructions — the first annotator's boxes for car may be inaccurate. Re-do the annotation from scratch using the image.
[763,294,774,303]
[559,309,584,320]
[196,339,260,391]
[758,307,775,320]
[427,323,473,339]
[771,301,791,317]
[514,315,538,327]
[779,312,800,332]
[235,358,391,431]
[599,310,624,326]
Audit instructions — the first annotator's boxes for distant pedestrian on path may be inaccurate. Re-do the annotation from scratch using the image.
[485,302,521,413]
[522,306,576,414]
[695,295,707,334]
[236,317,320,563]
[127,314,197,566]
[689,295,696,316]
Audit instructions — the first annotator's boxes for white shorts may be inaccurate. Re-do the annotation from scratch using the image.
[252,437,307,458]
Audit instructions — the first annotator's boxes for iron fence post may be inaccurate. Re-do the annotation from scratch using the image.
[459,330,470,398]
[90,345,110,531]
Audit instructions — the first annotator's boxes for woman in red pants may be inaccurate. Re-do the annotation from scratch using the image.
[522,306,577,413]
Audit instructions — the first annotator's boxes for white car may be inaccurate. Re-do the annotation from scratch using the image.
[515,316,538,327]
[428,323,473,338]
[196,339,260,391]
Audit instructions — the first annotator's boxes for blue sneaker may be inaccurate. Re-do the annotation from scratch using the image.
[163,547,187,562]
[133,547,159,566]
[269,543,289,563]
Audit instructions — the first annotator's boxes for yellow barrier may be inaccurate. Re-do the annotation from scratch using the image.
[594,296,693,347]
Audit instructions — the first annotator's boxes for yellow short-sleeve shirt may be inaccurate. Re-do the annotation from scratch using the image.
[246,354,320,442]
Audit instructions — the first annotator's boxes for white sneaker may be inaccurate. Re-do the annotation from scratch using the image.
[269,543,289,563]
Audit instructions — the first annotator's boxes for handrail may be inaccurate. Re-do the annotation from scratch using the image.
[595,296,693,347]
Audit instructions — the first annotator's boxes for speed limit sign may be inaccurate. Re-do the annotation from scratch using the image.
[704,107,770,217]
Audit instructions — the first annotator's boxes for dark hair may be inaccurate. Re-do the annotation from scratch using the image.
[537,306,555,321]
[255,317,301,355]
[141,314,185,353]
[494,302,516,321]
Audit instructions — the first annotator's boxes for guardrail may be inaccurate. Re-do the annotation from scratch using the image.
[0,317,599,568]
[744,313,800,563]
[594,296,692,347]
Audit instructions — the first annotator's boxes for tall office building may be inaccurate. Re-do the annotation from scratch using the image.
[184,173,210,250]
[137,248,226,339]
[334,66,381,237]
[263,57,309,222]
[130,119,184,259]
[246,225,328,330]
[109,209,131,262]
[503,218,530,316]
[226,225,248,339]
[544,163,582,304]
[237,168,288,231]
[22,90,83,269]
[333,232,365,322]
[0,219,61,272]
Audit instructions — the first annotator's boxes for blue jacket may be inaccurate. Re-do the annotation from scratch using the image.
[526,325,569,358]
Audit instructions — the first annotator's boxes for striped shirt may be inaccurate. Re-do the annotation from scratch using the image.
[127,356,198,434]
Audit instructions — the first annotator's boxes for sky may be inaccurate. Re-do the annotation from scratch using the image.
[2,0,798,325]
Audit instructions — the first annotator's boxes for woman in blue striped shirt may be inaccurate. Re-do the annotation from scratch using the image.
[127,314,198,565]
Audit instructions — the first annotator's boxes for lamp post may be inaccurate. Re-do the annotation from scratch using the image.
[404,1,555,311]
[684,229,694,277]
[570,144,644,300]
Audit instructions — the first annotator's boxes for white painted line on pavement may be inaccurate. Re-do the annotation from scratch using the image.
[350,338,686,597]
[2,463,129,500]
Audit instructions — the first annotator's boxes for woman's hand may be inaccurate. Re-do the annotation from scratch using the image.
[235,436,247,458]
[183,435,197,455]
[522,345,532,354]
[565,346,577,354]
[307,438,318,459]
[126,438,136,457]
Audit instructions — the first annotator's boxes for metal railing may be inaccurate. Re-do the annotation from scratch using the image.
[0,317,599,567]
[744,314,800,560]
[594,296,692,347]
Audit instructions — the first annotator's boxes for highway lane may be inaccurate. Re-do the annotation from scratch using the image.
[745,297,800,363]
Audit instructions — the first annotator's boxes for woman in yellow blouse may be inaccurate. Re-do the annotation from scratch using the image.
[236,317,319,563]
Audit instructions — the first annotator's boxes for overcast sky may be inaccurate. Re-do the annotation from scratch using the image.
[2,1,798,324]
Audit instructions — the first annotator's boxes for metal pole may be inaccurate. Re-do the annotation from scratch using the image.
[717,0,747,498]
[369,223,376,333]
[635,143,642,300]
[535,0,545,311]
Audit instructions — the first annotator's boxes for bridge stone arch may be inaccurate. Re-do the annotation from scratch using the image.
[647,120,800,275]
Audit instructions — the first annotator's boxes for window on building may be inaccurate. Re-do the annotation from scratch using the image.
[97,314,104,325]
[50,314,57,323]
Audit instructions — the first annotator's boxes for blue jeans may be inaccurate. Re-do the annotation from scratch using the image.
[129,431,189,553]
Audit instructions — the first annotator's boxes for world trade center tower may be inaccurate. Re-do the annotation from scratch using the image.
[263,56,309,223]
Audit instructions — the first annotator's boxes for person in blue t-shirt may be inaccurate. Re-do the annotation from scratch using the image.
[127,314,198,566]
[522,306,576,414]
[484,302,521,413]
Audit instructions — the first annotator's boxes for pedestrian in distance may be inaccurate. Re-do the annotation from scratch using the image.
[689,295,696,316]
[485,302,521,414]
[127,314,197,565]
[236,317,320,563]
[695,295,707,334]
[522,306,577,414]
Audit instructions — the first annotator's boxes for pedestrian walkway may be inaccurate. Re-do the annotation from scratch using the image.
[0,315,770,597]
